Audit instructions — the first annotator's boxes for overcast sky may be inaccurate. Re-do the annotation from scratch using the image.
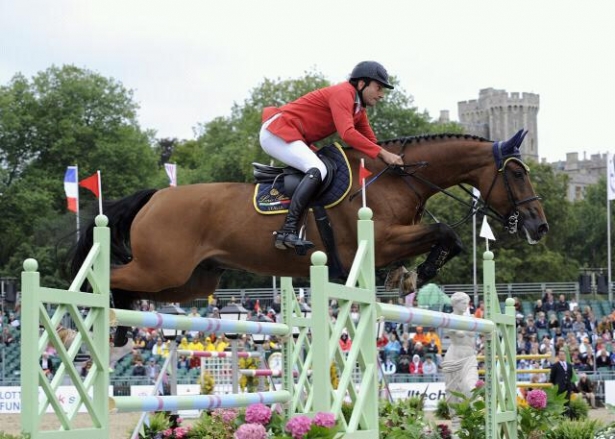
[1,1,613,163]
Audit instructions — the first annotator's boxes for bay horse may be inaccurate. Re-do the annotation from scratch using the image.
[71,130,548,346]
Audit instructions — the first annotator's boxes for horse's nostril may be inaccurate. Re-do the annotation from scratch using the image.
[538,223,549,236]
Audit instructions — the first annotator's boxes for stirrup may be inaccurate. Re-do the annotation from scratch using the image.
[274,230,314,253]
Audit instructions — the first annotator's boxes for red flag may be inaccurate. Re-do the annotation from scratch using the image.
[79,172,100,198]
[359,162,372,182]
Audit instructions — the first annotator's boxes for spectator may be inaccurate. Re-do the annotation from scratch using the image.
[424,328,442,355]
[1,327,14,346]
[133,334,146,350]
[339,331,352,352]
[151,338,167,357]
[80,359,93,378]
[381,356,396,375]
[550,349,574,417]
[555,294,569,313]
[572,353,589,372]
[412,327,429,345]
[214,334,229,352]
[350,303,360,325]
[177,354,190,370]
[178,337,190,351]
[144,333,156,351]
[568,297,579,313]
[40,353,55,380]
[560,312,574,336]
[399,340,412,356]
[422,355,438,377]
[573,316,588,339]
[146,358,160,382]
[534,299,545,315]
[204,297,218,316]
[535,312,548,330]
[132,358,147,376]
[188,336,204,352]
[548,313,561,337]
[383,333,401,360]
[413,341,426,359]
[474,301,484,318]
[577,373,597,408]
[8,313,20,329]
[596,349,612,369]
[542,289,556,312]
[525,319,538,338]
[409,354,423,375]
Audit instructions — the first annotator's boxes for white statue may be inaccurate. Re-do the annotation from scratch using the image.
[441,292,478,408]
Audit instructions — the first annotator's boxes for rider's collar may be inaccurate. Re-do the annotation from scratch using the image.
[354,91,362,114]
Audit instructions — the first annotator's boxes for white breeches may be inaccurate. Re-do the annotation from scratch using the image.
[259,116,328,180]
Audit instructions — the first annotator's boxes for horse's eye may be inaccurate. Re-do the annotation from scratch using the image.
[513,170,525,179]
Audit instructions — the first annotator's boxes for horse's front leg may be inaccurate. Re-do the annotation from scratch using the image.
[378,223,464,294]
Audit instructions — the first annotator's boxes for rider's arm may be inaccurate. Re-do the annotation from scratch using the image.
[328,90,382,158]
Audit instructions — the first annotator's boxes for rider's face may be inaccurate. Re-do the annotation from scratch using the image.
[361,80,386,107]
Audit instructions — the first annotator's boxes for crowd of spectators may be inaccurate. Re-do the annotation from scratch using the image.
[3,286,615,401]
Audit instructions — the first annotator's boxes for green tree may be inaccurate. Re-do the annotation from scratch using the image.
[0,65,159,281]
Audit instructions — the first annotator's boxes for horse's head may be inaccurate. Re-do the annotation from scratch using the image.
[480,129,549,244]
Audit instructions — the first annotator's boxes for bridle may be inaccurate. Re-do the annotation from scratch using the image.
[351,140,541,233]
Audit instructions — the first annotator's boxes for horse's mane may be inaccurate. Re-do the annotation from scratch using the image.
[377,133,490,148]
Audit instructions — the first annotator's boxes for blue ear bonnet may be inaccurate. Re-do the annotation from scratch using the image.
[493,129,528,170]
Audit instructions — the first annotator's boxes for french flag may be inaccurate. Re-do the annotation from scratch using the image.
[64,166,79,213]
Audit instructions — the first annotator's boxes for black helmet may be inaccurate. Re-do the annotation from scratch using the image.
[350,61,394,89]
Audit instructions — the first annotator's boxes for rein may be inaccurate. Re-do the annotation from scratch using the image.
[349,143,540,232]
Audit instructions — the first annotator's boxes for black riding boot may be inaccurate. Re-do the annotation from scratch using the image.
[275,168,322,252]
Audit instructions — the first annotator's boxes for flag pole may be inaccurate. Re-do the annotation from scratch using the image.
[607,154,613,302]
[608,197,612,302]
[75,166,80,243]
[361,159,367,208]
[96,170,103,216]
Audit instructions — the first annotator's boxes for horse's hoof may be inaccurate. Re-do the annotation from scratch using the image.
[398,271,418,298]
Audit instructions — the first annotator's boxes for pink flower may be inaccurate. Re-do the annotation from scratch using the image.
[526,389,547,409]
[475,380,485,388]
[286,415,313,439]
[234,423,267,439]
[174,426,190,438]
[245,403,272,425]
[212,408,239,424]
[162,428,173,437]
[313,412,336,428]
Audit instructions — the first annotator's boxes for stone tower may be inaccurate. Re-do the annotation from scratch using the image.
[457,88,539,162]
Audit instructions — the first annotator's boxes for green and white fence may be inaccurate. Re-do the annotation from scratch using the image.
[20,208,517,439]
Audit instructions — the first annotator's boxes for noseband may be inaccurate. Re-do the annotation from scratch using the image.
[483,141,541,233]
[481,156,540,234]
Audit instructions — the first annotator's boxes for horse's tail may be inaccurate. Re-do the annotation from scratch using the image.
[70,189,158,279]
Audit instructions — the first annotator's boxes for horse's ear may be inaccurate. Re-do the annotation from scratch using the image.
[501,129,527,155]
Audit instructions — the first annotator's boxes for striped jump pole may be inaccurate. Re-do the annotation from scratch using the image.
[110,390,291,413]
[378,303,496,334]
[111,308,290,337]
[177,350,261,358]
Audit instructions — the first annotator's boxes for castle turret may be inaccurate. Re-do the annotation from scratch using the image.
[458,88,539,162]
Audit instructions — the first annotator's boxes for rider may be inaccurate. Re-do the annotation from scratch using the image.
[259,61,404,251]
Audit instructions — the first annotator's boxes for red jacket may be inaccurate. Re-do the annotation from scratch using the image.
[409,361,423,374]
[262,82,381,159]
